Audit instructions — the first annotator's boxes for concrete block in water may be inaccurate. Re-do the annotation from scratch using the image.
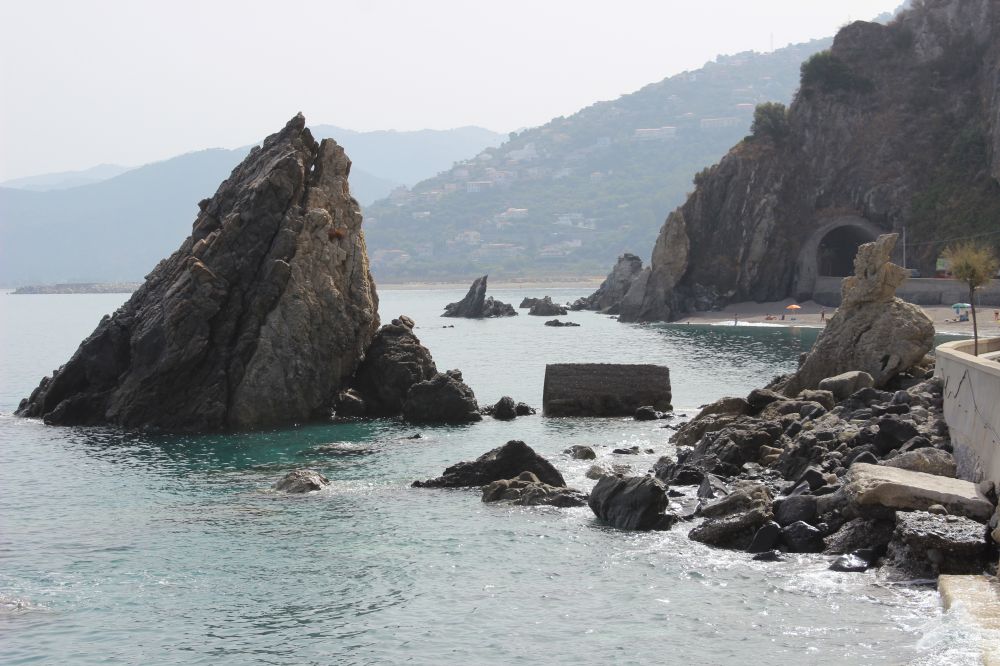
[542,363,671,416]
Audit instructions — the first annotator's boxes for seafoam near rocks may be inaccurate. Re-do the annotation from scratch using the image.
[16,114,380,431]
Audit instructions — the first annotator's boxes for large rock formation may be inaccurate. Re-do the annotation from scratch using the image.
[442,275,516,318]
[402,369,482,423]
[570,253,644,313]
[776,235,934,394]
[16,114,379,431]
[615,0,1000,322]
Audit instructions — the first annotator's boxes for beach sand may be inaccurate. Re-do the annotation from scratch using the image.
[677,298,1000,337]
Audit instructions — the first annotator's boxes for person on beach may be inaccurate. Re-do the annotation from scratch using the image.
[820,308,826,321]
[994,310,998,322]
[734,313,738,326]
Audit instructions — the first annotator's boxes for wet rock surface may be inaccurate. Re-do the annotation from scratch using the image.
[884,511,991,578]
[442,276,516,318]
[588,475,676,531]
[412,440,566,488]
[16,114,380,432]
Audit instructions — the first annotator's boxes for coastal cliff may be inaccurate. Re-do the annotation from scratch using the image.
[16,114,380,431]
[620,0,1000,322]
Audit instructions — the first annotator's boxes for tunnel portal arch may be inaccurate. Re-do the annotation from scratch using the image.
[794,216,885,301]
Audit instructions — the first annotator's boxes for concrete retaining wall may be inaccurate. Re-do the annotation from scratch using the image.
[935,337,1000,485]
[815,276,1000,307]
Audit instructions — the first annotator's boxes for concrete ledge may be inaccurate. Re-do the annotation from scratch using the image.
[936,337,1000,484]
[938,575,1000,666]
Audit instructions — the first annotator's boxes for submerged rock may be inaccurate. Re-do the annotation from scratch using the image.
[442,276,516,318]
[16,114,380,431]
[412,440,566,488]
[273,469,331,493]
[402,369,481,424]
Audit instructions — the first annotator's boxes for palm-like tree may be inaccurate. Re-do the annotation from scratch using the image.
[943,242,999,355]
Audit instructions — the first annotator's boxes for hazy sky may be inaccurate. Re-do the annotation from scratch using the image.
[0,0,903,181]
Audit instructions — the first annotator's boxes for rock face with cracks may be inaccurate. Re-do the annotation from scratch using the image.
[777,235,933,395]
[16,114,379,432]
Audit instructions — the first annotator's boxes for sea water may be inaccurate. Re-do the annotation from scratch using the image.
[0,288,981,665]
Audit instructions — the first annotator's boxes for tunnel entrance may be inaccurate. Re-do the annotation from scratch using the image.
[817,225,878,276]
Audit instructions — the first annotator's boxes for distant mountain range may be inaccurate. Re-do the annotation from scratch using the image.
[362,38,833,281]
[0,125,504,285]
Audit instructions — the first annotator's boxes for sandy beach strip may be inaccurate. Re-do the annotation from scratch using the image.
[676,298,1000,337]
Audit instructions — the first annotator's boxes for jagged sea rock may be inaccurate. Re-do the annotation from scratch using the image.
[489,396,517,420]
[442,276,516,318]
[16,114,379,431]
[777,235,934,395]
[571,253,644,313]
[412,440,566,488]
[402,369,481,424]
[350,316,436,416]
[528,296,568,316]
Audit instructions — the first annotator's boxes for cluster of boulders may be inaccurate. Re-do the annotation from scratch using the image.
[335,315,482,423]
[524,296,568,316]
[647,370,998,578]
[544,319,580,327]
[442,276,516,318]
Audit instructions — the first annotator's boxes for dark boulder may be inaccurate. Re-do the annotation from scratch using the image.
[519,297,541,309]
[489,396,518,420]
[515,402,536,416]
[442,276,516,318]
[748,521,782,553]
[588,475,674,530]
[829,549,879,572]
[528,296,568,316]
[352,316,437,416]
[564,445,597,460]
[780,521,825,553]
[403,369,482,423]
[774,495,818,527]
[634,406,660,421]
[413,440,566,488]
[544,319,580,327]
[872,416,920,455]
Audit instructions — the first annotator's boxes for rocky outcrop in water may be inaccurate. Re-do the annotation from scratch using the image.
[402,369,482,423]
[588,475,677,531]
[571,253,644,313]
[273,469,331,493]
[16,114,379,431]
[776,235,934,395]
[348,315,437,416]
[412,440,566,488]
[527,296,567,316]
[442,276,516,318]
[613,0,1000,322]
[482,471,587,508]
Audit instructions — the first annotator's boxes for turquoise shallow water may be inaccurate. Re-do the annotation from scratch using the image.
[0,288,980,665]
